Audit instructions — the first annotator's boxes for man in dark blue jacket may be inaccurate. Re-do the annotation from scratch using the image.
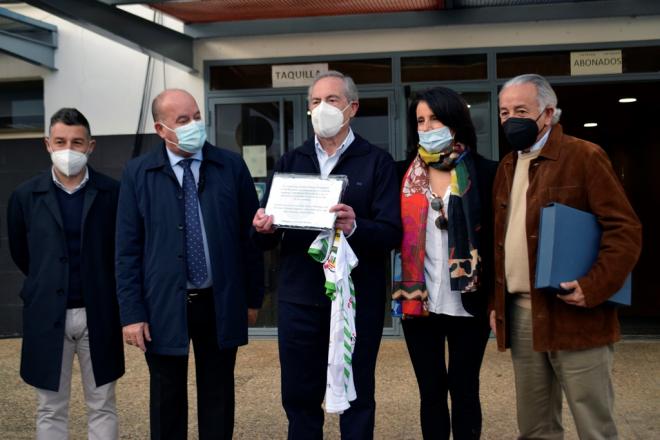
[116,89,264,440]
[8,108,124,439]
[253,71,402,439]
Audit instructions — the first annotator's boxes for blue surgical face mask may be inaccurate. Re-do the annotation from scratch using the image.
[418,126,454,153]
[161,120,207,154]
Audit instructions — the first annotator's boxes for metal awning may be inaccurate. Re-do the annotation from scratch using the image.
[0,6,57,69]
[23,0,195,71]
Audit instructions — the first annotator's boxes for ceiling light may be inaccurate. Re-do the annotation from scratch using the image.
[584,122,598,128]
[467,104,472,108]
[618,97,637,103]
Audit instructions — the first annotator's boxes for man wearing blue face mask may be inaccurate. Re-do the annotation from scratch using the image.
[253,71,402,439]
[116,88,264,440]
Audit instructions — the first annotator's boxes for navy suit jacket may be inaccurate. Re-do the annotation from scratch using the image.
[254,133,402,309]
[7,168,124,391]
[116,143,264,355]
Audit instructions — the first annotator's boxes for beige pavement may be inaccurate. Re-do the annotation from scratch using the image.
[0,338,658,439]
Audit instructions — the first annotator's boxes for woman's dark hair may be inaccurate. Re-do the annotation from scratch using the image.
[406,87,477,160]
[49,107,91,137]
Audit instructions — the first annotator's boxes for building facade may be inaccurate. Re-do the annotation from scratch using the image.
[1,1,658,336]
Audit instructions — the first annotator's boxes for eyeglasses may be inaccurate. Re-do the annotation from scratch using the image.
[430,197,448,230]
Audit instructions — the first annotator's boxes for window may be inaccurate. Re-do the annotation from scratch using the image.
[497,51,569,78]
[497,45,660,78]
[401,54,487,82]
[209,58,392,90]
[0,80,44,133]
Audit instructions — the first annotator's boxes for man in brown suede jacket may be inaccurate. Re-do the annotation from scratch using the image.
[490,74,642,440]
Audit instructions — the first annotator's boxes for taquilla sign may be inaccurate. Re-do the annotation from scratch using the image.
[272,63,329,87]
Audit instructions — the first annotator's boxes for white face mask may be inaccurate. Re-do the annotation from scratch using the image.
[311,101,351,138]
[50,149,88,177]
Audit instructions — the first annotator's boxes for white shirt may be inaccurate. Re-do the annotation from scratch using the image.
[314,129,357,237]
[314,129,355,178]
[51,167,89,194]
[424,186,472,317]
[520,127,551,155]
[165,148,213,289]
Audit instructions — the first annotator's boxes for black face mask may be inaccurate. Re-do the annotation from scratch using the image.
[502,111,544,151]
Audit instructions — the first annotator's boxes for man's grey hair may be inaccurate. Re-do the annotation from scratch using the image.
[501,74,562,125]
[307,70,359,103]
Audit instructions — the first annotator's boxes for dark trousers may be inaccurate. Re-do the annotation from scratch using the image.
[278,299,385,440]
[402,313,490,440]
[145,290,238,440]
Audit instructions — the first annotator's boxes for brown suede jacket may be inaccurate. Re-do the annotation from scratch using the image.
[491,124,642,352]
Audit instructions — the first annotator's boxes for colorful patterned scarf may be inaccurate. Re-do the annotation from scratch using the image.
[392,146,482,316]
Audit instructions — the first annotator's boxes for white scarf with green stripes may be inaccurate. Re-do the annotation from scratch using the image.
[308,229,358,413]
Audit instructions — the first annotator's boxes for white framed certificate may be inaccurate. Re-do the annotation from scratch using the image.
[264,173,348,230]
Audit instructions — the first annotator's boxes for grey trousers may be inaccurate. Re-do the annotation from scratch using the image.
[35,308,118,440]
[509,302,617,440]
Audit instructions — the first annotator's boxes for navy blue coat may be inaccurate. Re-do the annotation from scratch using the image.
[116,143,264,355]
[255,134,402,309]
[7,168,125,391]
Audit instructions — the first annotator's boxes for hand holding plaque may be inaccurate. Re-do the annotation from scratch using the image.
[264,173,348,230]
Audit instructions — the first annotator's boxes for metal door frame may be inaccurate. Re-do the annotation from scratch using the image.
[208,89,402,336]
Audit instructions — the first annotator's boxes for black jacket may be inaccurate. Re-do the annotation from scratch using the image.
[254,134,402,309]
[7,168,125,391]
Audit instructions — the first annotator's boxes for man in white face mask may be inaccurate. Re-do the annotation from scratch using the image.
[253,71,402,439]
[7,108,125,439]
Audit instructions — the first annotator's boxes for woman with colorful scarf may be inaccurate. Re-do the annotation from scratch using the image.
[393,87,497,439]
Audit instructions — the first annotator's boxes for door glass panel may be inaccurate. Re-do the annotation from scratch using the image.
[215,100,294,170]
[352,97,390,151]
[461,92,492,159]
[351,97,394,328]
[407,89,492,159]
[307,96,395,329]
[214,100,295,329]
[305,97,391,152]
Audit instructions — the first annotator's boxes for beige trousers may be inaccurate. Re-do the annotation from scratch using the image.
[35,308,118,440]
[509,302,617,440]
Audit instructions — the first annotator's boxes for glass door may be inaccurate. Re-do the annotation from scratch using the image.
[210,90,400,335]
[350,91,400,336]
[307,90,401,335]
[303,91,397,153]
[210,95,304,334]
[406,85,495,160]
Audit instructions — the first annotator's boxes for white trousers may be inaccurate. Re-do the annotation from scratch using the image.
[36,308,118,440]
